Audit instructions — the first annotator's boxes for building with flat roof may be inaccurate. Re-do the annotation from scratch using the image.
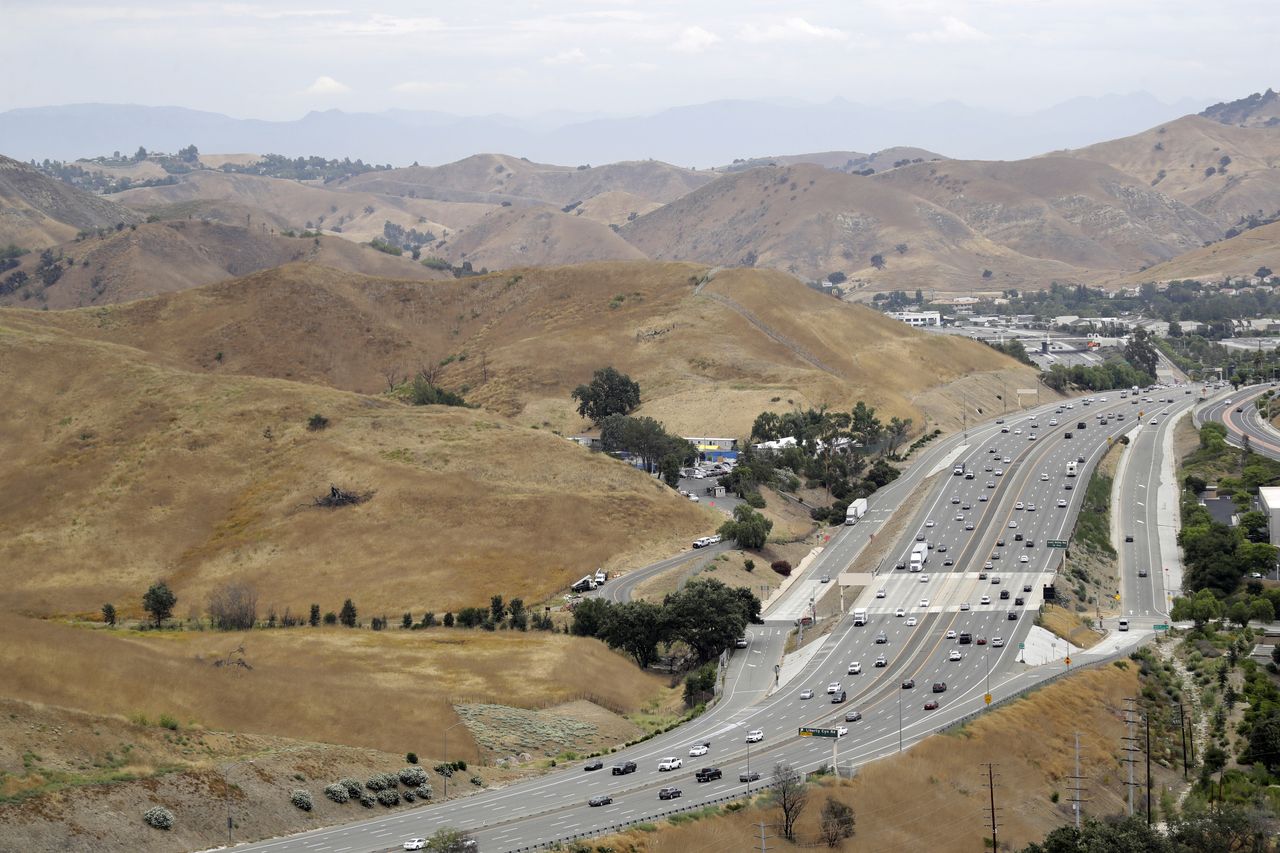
[887,311,941,327]
[1259,487,1280,544]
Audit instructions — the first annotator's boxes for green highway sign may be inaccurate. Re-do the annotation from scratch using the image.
[1018,642,1025,650]
[1047,539,1069,549]
[1153,624,1169,631]
[799,727,842,739]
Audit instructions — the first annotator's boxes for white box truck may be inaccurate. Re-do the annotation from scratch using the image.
[844,497,869,525]
[853,609,868,626]
[909,542,928,572]
[1066,460,1078,477]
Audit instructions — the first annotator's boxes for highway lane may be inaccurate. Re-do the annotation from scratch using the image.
[1202,383,1280,458]
[229,391,1170,853]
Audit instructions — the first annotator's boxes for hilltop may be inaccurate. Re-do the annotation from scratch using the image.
[1200,88,1280,128]
[0,310,714,618]
[0,220,442,308]
[436,205,646,270]
[1113,218,1280,285]
[38,260,1043,437]
[717,146,945,174]
[0,155,140,248]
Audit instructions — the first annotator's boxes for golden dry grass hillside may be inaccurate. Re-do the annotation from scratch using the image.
[438,204,647,269]
[1049,115,1280,230]
[618,162,1082,292]
[596,663,1152,852]
[872,156,1219,271]
[1113,219,1280,285]
[37,260,1044,437]
[0,155,141,248]
[0,220,443,308]
[339,153,715,206]
[0,311,715,618]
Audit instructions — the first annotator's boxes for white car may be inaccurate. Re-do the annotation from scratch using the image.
[1057,498,1068,507]
[1014,428,1023,435]
[876,588,887,598]
[689,743,709,756]
[1027,504,1036,512]
[992,637,1005,647]
[919,574,930,583]
[827,682,842,694]
[1003,457,1011,464]
[658,757,683,771]
[984,561,994,570]
[919,598,930,608]
[1041,473,1049,481]
[946,629,957,639]
[906,616,918,626]
[895,607,906,617]
[980,494,989,502]
[1008,520,1018,529]
[949,649,963,661]
[405,840,427,852]
[995,469,1004,477]
[952,496,961,504]
[1029,434,1037,441]
[1015,501,1025,510]
[1020,554,1030,563]
[926,519,936,528]
[799,688,815,699]
[981,595,992,605]
[1049,419,1059,426]
[848,661,862,674]
[960,602,971,611]
[836,725,849,736]
[745,730,764,743]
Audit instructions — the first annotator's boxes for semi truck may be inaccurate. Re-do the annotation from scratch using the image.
[844,497,869,525]
[909,542,929,572]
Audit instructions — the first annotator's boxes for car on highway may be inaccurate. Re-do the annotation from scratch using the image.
[845,709,862,722]
[925,519,935,528]
[919,598,930,608]
[933,682,948,693]
[1023,583,1033,592]
[875,633,888,644]
[745,730,764,743]
[949,649,963,661]
[1015,596,1025,605]
[875,655,888,667]
[955,513,966,522]
[895,608,906,617]
[1041,473,1049,481]
[924,700,940,711]
[938,544,949,552]
[658,757,683,771]
[735,637,749,648]
[984,561,994,570]
[960,602,971,611]
[405,839,428,851]
[1008,611,1019,620]
[1058,498,1068,507]
[1065,482,1074,490]
[995,470,1005,477]
[832,690,847,703]
[916,531,926,541]
[612,761,637,775]
[977,636,987,645]
[906,617,918,626]
[1125,534,1134,542]
[952,496,961,504]
[946,629,957,639]
[962,503,971,510]
[1000,589,1010,600]
[991,575,1001,584]
[689,743,710,756]
[1015,533,1023,541]
[877,588,886,598]
[1015,501,1024,510]
[1027,504,1036,512]
[981,595,991,604]
[820,574,830,583]
[1029,434,1037,440]
[1008,520,1018,528]
[967,521,976,530]
[827,682,842,694]
[589,794,613,807]
[1003,457,1011,463]
[1020,554,1030,563]
[740,770,761,783]
[944,558,955,566]
[920,574,930,583]
[901,678,916,689]
[980,494,989,502]
[659,786,682,800]
[1139,567,1149,577]
[695,767,722,782]
[848,661,862,674]
[799,688,815,700]
[584,759,603,771]
[992,637,1005,647]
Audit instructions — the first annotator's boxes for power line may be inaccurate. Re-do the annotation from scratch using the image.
[756,819,774,853]
[1122,697,1142,818]
[1066,731,1090,829]
[981,763,1001,853]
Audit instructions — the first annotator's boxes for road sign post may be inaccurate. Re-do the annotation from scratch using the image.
[1048,539,1069,549]
[799,727,843,739]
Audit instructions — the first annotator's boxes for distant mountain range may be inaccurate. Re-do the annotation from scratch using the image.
[0,93,1205,166]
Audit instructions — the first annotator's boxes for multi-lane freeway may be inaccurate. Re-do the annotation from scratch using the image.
[230,387,1207,853]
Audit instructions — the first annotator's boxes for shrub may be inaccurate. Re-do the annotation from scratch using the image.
[771,560,792,577]
[307,413,330,431]
[406,752,418,765]
[359,792,375,808]
[744,491,766,509]
[143,805,174,830]
[290,789,313,811]
[365,774,388,792]
[470,775,485,787]
[158,714,179,730]
[324,783,350,804]
[402,788,416,802]
[339,777,362,796]
[415,784,433,801]
[399,766,429,786]
[377,789,400,806]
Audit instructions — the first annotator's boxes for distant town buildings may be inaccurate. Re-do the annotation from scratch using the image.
[887,310,941,327]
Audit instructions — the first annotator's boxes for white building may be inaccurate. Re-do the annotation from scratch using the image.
[887,311,941,327]
[1259,487,1280,545]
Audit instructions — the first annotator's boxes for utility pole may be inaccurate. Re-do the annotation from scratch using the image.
[1123,697,1140,817]
[757,820,773,852]
[1179,702,1189,780]
[983,763,1000,853]
[1146,712,1153,825]
[1067,732,1088,829]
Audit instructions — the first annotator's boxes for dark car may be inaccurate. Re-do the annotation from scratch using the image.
[937,544,948,552]
[932,682,947,693]
[1064,432,1073,439]
[1077,456,1086,463]
[896,561,907,571]
[875,632,888,644]
[924,700,940,711]
[958,632,972,644]
[1023,583,1033,592]
[589,794,613,807]
[1000,589,1010,600]
[1015,596,1025,606]
[976,636,987,645]
[831,690,847,704]
[979,571,988,580]
[845,710,862,722]
[1064,482,1074,490]
[1125,534,1134,543]
[695,767,722,783]
[584,759,603,771]
[658,786,682,800]
[1077,422,1087,430]
[901,678,915,689]
[611,761,637,776]
[1014,533,1023,542]
[740,770,761,783]
[1008,611,1019,621]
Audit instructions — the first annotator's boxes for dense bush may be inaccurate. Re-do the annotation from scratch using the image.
[290,789,313,811]
[365,772,398,791]
[339,777,362,797]
[143,806,174,830]
[359,792,375,808]
[399,766,429,786]
[415,784,433,800]
[324,783,350,804]
[376,789,400,807]
[402,788,416,802]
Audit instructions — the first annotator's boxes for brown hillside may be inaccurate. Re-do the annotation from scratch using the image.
[39,261,1045,438]
[1113,219,1280,285]
[1200,88,1280,128]
[719,146,945,174]
[0,220,443,309]
[573,189,662,226]
[0,311,713,618]
[1049,115,1280,230]
[111,170,494,244]
[439,204,647,269]
[340,153,715,206]
[873,156,1219,271]
[619,162,1082,291]
[0,155,141,248]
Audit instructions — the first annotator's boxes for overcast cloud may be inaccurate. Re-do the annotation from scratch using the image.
[4,0,1276,119]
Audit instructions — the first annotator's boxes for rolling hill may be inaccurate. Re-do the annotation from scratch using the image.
[0,308,714,619]
[0,220,443,308]
[0,155,141,248]
[437,204,647,270]
[37,260,1044,438]
[1112,219,1280,285]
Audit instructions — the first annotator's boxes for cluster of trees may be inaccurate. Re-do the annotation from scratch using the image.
[1040,356,1154,393]
[985,338,1035,366]
[408,373,469,407]
[570,578,762,669]
[382,221,437,253]
[1020,806,1274,853]
[1162,335,1280,385]
[600,415,696,485]
[220,153,391,183]
[870,289,926,309]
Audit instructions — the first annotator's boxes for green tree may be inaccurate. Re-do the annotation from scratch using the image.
[101,603,117,626]
[339,598,358,628]
[885,416,912,456]
[142,581,177,627]
[1020,816,1169,853]
[1171,589,1225,629]
[1170,801,1271,853]
[571,366,641,425]
[660,453,682,488]
[309,604,320,627]
[662,578,761,662]
[1243,709,1280,772]
[489,595,506,623]
[600,600,666,668]
[1124,327,1159,379]
[718,504,773,550]
[425,827,479,852]
[508,598,527,630]
[570,597,612,637]
[1238,510,1270,543]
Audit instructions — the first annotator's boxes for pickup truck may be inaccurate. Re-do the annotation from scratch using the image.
[658,757,683,771]
[695,767,722,782]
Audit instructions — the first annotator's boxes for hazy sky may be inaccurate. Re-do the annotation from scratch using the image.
[5,0,1276,118]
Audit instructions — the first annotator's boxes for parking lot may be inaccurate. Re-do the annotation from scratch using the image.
[675,466,742,516]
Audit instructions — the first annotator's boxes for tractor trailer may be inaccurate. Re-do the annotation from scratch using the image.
[909,542,929,572]
[844,497,869,525]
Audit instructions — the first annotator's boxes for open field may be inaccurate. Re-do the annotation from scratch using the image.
[0,311,713,618]
[1039,604,1104,650]
[593,662,1165,852]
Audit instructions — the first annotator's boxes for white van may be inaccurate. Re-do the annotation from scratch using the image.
[1118,618,1129,632]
